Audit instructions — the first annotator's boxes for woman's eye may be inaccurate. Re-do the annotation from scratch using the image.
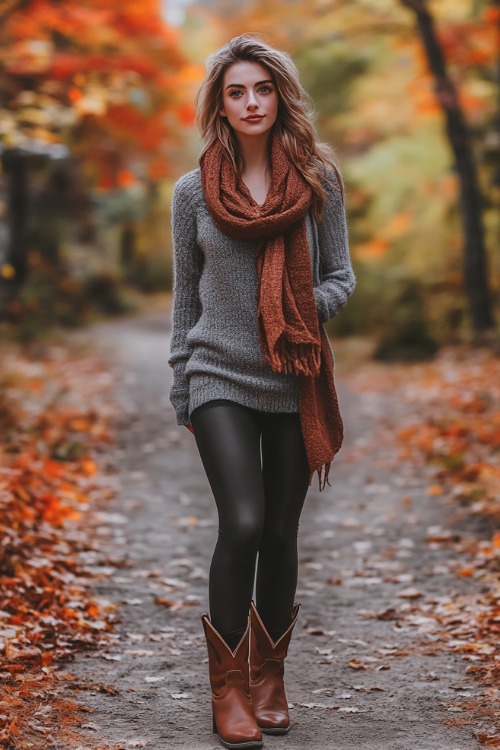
[229,90,243,98]
[259,86,272,94]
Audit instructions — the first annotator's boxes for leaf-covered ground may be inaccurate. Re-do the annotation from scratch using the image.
[2,324,499,749]
[0,343,119,748]
[350,346,500,746]
[56,315,495,750]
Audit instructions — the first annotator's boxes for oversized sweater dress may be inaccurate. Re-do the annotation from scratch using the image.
[168,166,355,427]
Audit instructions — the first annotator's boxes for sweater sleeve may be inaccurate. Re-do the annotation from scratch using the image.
[168,175,204,426]
[313,169,356,325]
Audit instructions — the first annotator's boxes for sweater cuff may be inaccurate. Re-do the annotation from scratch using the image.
[313,287,329,325]
[169,387,190,426]
[174,404,190,426]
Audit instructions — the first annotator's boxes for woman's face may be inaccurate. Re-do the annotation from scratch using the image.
[220,60,279,140]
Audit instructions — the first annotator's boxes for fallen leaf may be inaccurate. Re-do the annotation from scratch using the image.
[397,587,423,600]
[348,659,367,671]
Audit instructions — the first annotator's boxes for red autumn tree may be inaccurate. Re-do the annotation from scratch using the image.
[0,0,199,281]
[0,0,195,181]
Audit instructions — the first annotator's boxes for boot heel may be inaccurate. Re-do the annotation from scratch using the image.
[249,601,300,735]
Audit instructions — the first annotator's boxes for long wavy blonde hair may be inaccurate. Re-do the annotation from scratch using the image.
[195,34,344,220]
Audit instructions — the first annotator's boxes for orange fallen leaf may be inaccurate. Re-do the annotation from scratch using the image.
[154,597,175,608]
[80,458,98,476]
[348,659,367,670]
[427,485,444,496]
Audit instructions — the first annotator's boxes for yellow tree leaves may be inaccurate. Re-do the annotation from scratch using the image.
[201,0,497,332]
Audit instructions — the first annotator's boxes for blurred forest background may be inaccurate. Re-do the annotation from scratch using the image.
[1,0,499,355]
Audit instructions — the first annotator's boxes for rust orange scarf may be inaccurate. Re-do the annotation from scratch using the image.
[200,136,343,489]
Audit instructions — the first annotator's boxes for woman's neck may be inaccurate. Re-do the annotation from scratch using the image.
[237,133,271,177]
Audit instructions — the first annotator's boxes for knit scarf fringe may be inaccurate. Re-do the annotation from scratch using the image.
[260,337,322,377]
[200,136,344,490]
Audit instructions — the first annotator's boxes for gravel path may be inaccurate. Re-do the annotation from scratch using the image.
[70,311,482,750]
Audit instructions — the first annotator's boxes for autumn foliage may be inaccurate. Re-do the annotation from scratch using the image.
[0,0,198,186]
[0,345,118,748]
[201,0,499,340]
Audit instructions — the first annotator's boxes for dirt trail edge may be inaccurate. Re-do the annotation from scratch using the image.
[69,311,482,750]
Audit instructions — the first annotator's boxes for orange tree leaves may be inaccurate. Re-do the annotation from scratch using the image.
[0,0,197,186]
[0,345,118,748]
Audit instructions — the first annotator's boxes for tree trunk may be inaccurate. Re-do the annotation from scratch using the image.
[120,224,136,266]
[2,150,30,284]
[401,0,494,333]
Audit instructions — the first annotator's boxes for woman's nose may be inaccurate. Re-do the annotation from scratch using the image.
[246,90,258,109]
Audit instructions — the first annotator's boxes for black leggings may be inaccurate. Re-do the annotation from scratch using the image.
[191,399,310,642]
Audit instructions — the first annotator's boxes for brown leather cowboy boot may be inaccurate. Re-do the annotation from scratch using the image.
[201,613,263,749]
[249,601,301,735]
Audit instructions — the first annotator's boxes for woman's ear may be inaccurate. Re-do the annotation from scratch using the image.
[220,108,226,118]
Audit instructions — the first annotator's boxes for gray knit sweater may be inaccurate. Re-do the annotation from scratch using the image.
[168,167,355,426]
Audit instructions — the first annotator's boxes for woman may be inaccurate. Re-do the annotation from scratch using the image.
[168,34,355,749]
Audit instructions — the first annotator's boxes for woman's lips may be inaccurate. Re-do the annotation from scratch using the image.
[244,115,264,121]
